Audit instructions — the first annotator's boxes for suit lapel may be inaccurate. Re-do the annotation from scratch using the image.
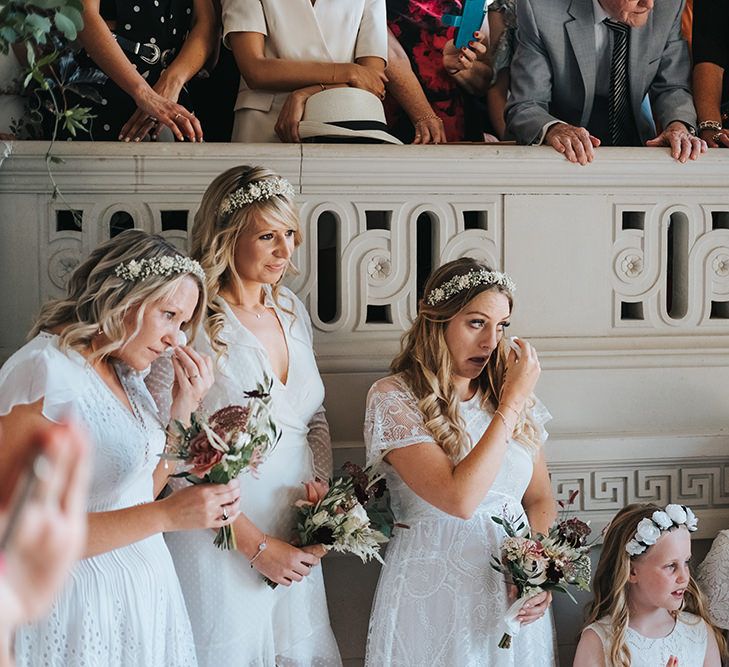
[628,14,651,118]
[566,0,597,125]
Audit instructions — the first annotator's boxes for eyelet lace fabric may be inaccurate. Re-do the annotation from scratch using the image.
[363,374,556,666]
[162,288,341,667]
[585,612,708,666]
[1,333,197,667]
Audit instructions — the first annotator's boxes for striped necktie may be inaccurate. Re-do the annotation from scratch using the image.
[604,18,631,146]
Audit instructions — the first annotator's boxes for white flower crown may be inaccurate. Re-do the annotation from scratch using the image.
[114,255,205,283]
[425,269,516,306]
[219,176,296,216]
[625,504,698,556]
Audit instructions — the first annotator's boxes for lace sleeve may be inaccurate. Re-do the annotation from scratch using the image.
[529,396,553,445]
[144,356,175,425]
[307,406,333,481]
[363,376,434,467]
[697,530,729,629]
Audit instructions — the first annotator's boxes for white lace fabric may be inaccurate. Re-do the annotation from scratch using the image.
[585,612,709,666]
[698,529,729,629]
[163,287,341,667]
[1,333,197,667]
[363,374,556,666]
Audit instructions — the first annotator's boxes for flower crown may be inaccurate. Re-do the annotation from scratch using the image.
[425,269,516,306]
[625,504,698,556]
[219,176,295,216]
[114,255,205,283]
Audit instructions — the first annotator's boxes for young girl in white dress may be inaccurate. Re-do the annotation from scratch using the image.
[574,503,725,667]
[163,166,341,666]
[0,230,241,667]
[364,257,557,666]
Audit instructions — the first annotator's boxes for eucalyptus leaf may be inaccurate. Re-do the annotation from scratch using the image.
[53,11,77,40]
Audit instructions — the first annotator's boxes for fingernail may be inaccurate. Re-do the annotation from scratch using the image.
[473,31,478,37]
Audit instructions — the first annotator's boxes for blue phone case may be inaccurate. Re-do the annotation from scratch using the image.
[441,0,487,50]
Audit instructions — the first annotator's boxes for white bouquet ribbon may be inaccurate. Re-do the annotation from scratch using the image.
[499,588,544,648]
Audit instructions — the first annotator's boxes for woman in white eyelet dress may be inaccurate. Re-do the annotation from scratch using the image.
[363,257,557,667]
[1,334,199,667]
[0,230,241,667]
[160,165,341,667]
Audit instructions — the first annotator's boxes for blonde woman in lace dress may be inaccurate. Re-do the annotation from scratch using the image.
[162,165,341,667]
[364,257,557,666]
[0,230,241,667]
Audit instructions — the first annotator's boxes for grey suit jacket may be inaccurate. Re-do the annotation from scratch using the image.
[505,0,696,145]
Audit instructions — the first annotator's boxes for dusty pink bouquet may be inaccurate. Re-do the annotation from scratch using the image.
[163,379,280,550]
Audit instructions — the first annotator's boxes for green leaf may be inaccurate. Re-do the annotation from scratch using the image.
[58,5,83,30]
[24,13,52,33]
[0,26,19,45]
[53,11,77,40]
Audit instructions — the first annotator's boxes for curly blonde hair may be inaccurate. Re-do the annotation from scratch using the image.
[391,257,540,461]
[190,165,302,355]
[30,229,206,364]
[584,503,726,667]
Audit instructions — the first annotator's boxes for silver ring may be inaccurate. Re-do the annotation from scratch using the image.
[188,374,199,380]
[221,507,229,521]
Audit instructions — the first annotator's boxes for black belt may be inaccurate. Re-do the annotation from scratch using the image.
[112,34,176,67]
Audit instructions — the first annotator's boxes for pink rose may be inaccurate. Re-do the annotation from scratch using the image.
[188,431,224,475]
[295,479,330,508]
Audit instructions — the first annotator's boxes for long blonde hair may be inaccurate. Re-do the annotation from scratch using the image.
[190,165,302,355]
[31,229,206,363]
[585,503,726,667]
[391,257,540,461]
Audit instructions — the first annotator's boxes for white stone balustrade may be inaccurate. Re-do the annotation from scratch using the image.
[1,141,728,664]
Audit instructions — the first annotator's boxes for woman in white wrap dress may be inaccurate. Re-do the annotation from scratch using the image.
[163,166,341,666]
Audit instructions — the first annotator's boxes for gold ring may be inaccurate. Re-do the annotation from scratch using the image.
[174,113,182,121]
[222,507,229,521]
[713,132,724,143]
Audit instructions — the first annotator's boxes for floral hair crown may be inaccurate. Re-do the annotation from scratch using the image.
[114,255,206,283]
[625,504,698,556]
[219,176,296,216]
[425,269,516,306]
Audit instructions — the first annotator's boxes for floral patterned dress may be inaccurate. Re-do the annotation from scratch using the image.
[385,0,487,142]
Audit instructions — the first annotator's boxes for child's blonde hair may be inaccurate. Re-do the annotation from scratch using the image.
[584,503,726,666]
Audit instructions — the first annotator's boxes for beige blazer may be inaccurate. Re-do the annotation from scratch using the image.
[223,0,387,142]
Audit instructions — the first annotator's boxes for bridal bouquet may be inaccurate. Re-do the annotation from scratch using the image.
[163,378,280,550]
[265,462,404,588]
[491,491,592,649]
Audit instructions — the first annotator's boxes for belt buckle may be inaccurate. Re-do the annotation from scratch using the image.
[160,48,175,68]
[139,42,161,65]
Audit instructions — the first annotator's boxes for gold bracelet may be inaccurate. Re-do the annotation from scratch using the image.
[414,113,443,124]
[499,403,520,418]
[698,120,723,132]
[494,409,513,437]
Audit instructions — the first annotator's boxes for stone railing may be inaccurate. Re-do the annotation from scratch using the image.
[1,141,728,664]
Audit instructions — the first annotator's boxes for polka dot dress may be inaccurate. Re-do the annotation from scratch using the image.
[58,0,194,141]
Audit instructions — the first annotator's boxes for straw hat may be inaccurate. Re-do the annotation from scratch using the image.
[298,87,402,144]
